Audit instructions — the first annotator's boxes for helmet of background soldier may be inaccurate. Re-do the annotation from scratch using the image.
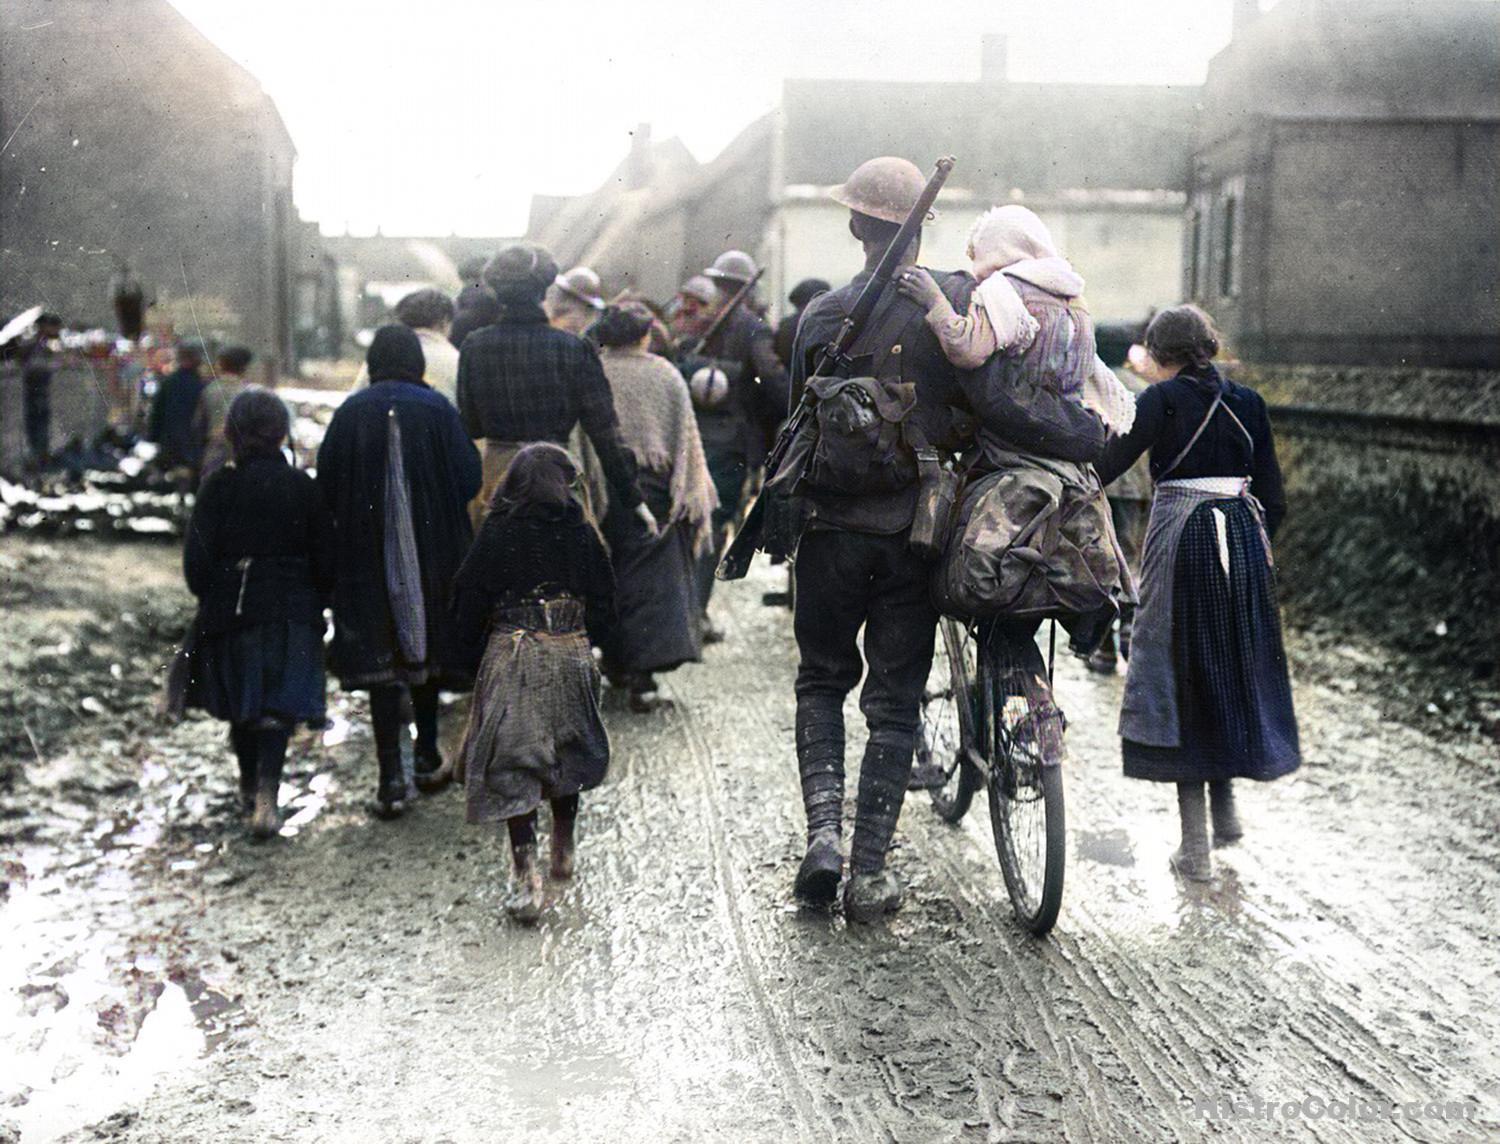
[553,266,606,311]
[829,156,935,225]
[704,250,758,285]
[688,365,731,410]
[679,275,718,305]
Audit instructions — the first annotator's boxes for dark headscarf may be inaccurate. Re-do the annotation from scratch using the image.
[225,386,290,462]
[366,324,426,384]
[593,302,656,349]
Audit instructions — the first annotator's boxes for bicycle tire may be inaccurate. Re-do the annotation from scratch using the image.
[925,618,980,824]
[982,629,1066,935]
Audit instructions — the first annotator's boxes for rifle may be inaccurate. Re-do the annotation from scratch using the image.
[677,267,765,359]
[716,156,956,581]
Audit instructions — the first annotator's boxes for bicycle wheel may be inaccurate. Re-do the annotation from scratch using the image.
[923,618,980,824]
[983,632,1066,935]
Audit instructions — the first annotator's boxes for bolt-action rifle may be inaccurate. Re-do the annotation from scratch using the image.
[716,156,956,581]
[677,267,765,359]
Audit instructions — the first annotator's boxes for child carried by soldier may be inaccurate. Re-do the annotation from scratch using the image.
[897,204,1135,432]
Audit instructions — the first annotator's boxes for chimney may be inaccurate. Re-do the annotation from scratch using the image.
[1232,0,1260,37]
[626,122,652,189]
[981,34,1009,83]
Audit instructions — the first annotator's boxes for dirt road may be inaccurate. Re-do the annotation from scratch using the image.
[2,536,1497,1142]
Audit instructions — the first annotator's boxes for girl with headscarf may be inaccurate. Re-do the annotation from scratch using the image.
[453,444,617,923]
[1098,305,1297,883]
[592,303,719,712]
[899,204,1137,433]
[317,325,482,816]
[183,388,334,837]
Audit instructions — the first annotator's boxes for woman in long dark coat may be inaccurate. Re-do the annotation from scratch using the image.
[453,444,617,923]
[1098,305,1299,882]
[184,388,334,837]
[317,326,482,816]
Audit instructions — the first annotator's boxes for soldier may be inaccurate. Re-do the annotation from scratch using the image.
[785,158,972,921]
[788,158,1105,921]
[545,266,607,338]
[686,250,790,639]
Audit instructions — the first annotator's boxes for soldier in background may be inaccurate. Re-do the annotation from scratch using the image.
[688,251,790,640]
[545,266,607,339]
[773,277,830,369]
[666,275,717,347]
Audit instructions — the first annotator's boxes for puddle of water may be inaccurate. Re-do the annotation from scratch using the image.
[1076,828,1136,868]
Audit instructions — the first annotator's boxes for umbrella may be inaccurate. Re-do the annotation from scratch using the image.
[0,305,44,346]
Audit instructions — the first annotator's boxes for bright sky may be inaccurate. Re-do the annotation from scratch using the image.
[169,0,1250,237]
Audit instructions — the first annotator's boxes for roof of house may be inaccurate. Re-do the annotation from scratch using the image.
[1202,0,1500,139]
[780,78,1201,195]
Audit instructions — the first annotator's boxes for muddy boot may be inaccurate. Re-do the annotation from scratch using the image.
[1086,630,1119,675]
[1209,780,1243,847]
[506,844,544,924]
[372,745,409,820]
[794,701,845,904]
[794,827,844,905]
[413,743,452,794]
[1169,781,1213,882]
[701,615,725,646]
[230,725,257,816]
[549,814,577,881]
[249,724,289,840]
[843,869,903,924]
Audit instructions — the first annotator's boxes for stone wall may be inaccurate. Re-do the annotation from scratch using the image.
[1243,364,1500,677]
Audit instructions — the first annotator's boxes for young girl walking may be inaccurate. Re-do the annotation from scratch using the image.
[183,388,334,837]
[452,444,617,922]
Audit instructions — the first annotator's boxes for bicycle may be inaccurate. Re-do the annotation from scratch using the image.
[917,616,1067,935]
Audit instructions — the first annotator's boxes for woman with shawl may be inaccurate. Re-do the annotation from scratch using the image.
[592,303,718,712]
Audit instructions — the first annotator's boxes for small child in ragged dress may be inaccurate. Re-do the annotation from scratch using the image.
[452,443,617,923]
[897,204,1137,433]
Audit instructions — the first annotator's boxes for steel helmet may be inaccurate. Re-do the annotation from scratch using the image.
[704,250,758,284]
[678,275,718,305]
[553,266,605,310]
[829,156,935,225]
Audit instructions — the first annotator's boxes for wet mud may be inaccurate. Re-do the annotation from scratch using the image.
[2,535,1497,1142]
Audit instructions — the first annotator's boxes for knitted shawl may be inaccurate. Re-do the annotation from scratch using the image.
[598,347,719,554]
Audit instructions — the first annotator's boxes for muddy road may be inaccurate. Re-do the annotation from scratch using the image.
[2,535,1497,1142]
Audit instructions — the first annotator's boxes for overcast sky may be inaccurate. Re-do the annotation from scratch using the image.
[170,0,1254,237]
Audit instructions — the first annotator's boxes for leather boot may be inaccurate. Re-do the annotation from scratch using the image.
[372,745,409,820]
[1170,781,1213,882]
[794,701,844,904]
[794,827,843,904]
[230,725,257,816]
[550,814,576,881]
[843,869,903,924]
[506,844,544,924]
[413,743,452,794]
[249,724,289,840]
[1209,780,1243,847]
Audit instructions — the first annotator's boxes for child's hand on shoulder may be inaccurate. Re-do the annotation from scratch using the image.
[896,268,946,312]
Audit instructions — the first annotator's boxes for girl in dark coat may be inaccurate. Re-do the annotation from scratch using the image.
[453,444,616,923]
[316,326,482,816]
[1098,305,1299,882]
[184,388,334,838]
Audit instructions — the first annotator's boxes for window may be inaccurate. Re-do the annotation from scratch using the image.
[1218,176,1245,299]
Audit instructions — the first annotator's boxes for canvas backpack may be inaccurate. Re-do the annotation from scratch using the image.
[801,288,931,497]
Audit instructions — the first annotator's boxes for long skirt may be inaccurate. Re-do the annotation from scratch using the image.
[1123,498,1300,783]
[459,606,610,824]
[186,618,327,726]
[602,469,702,675]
